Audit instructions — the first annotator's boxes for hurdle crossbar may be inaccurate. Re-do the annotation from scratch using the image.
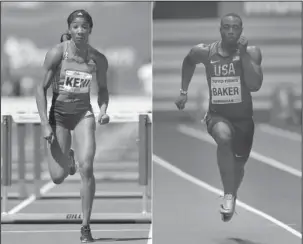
[4,191,144,200]
[11,161,138,171]
[9,172,139,182]
[1,213,151,224]
[2,112,142,124]
[1,112,152,224]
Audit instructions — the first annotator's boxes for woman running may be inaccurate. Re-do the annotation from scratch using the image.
[36,9,109,243]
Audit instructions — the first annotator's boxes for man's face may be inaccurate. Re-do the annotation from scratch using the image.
[220,16,242,45]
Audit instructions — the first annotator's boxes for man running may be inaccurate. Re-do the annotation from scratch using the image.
[36,10,109,242]
[175,13,263,222]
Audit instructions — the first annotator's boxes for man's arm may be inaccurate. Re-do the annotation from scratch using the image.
[181,43,209,92]
[35,44,62,125]
[241,46,263,92]
[94,51,109,114]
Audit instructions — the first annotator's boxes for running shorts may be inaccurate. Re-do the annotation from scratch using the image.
[205,111,255,162]
[49,106,95,131]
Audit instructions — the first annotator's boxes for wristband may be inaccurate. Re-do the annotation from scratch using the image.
[180,89,188,95]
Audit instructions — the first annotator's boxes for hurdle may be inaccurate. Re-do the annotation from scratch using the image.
[1,112,152,224]
[2,113,145,199]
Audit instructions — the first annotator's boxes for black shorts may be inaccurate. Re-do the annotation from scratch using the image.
[49,107,94,131]
[205,112,255,162]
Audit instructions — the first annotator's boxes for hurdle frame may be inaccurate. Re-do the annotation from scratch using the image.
[1,112,152,224]
[2,115,12,213]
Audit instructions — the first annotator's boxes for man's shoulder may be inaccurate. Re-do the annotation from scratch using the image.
[188,41,220,64]
[192,42,211,53]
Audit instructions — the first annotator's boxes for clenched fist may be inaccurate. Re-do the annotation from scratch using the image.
[175,94,188,110]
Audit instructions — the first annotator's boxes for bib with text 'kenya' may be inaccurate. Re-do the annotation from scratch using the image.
[62,70,92,94]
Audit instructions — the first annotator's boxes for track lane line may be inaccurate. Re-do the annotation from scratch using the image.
[147,225,152,244]
[177,124,301,177]
[153,154,302,239]
[7,172,55,214]
[257,124,301,142]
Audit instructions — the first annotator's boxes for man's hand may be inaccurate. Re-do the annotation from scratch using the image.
[175,94,188,110]
[97,112,110,125]
[237,36,248,53]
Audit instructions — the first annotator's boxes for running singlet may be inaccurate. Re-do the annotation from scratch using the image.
[51,41,96,114]
[205,41,253,119]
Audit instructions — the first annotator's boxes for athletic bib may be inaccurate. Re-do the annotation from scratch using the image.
[211,76,242,104]
[62,70,92,93]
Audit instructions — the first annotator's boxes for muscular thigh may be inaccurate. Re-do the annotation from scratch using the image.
[206,113,235,143]
[206,112,254,162]
[232,119,255,159]
[73,115,96,165]
[49,125,71,168]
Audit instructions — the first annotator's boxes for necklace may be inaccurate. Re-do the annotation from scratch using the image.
[70,40,88,63]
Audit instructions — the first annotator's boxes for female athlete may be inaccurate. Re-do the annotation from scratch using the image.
[36,10,109,243]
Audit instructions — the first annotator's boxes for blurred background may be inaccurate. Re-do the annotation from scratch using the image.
[153,1,301,129]
[1,2,152,112]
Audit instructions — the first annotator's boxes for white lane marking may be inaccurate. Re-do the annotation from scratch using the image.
[2,229,150,234]
[153,155,302,239]
[258,124,301,142]
[8,171,55,214]
[177,124,301,177]
[147,225,152,244]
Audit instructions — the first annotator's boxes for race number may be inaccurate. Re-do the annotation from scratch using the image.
[62,70,92,93]
[211,76,242,104]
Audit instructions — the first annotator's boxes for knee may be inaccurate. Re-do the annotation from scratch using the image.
[52,175,65,185]
[212,122,233,145]
[235,157,248,167]
[49,166,68,185]
[79,161,94,178]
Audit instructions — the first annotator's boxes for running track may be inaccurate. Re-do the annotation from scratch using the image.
[2,123,151,244]
[153,113,301,244]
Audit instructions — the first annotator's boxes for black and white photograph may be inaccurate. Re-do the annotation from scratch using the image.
[1,2,152,243]
[152,1,301,243]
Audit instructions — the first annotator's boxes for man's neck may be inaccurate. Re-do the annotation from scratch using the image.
[219,40,237,57]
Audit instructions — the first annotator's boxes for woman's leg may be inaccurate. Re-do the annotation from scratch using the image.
[73,115,96,227]
[48,125,72,184]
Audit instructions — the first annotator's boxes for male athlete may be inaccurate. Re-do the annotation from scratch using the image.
[175,13,263,222]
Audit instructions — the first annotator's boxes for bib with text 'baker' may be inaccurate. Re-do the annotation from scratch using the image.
[61,70,92,93]
[211,76,242,104]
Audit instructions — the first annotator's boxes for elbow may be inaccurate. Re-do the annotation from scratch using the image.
[250,87,261,92]
[35,85,46,98]
[248,79,263,92]
[245,71,263,92]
